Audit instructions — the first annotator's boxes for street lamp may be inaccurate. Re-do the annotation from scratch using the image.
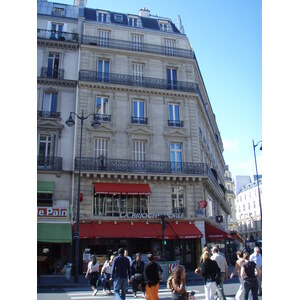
[66,110,101,283]
[252,139,262,233]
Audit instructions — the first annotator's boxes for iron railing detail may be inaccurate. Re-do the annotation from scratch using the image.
[41,67,64,79]
[37,29,79,43]
[168,120,184,127]
[96,114,111,122]
[37,111,61,118]
[172,207,187,215]
[82,35,194,59]
[79,70,198,93]
[131,117,148,125]
[37,156,62,171]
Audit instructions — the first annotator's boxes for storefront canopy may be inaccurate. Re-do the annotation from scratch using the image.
[37,181,54,193]
[94,183,151,195]
[169,221,203,239]
[231,232,244,244]
[37,223,72,243]
[205,222,232,241]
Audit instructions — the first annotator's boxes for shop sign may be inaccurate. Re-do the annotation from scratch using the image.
[120,212,185,219]
[37,206,68,218]
[216,215,223,223]
[198,200,207,208]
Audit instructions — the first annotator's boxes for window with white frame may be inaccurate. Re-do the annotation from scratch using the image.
[52,7,65,17]
[94,138,108,158]
[159,21,168,31]
[99,30,110,47]
[97,12,108,23]
[167,68,177,90]
[165,39,175,55]
[96,96,109,115]
[132,99,146,124]
[129,17,138,27]
[41,92,57,116]
[38,134,56,164]
[97,59,109,82]
[132,34,143,51]
[170,143,182,171]
[133,140,146,161]
[171,186,184,213]
[168,103,181,127]
[51,23,63,39]
[132,63,144,85]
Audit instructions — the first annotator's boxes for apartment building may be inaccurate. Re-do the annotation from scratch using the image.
[37,0,233,274]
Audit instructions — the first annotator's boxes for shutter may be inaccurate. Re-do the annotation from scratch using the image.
[51,93,57,112]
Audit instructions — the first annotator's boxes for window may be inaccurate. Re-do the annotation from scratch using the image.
[96,96,109,116]
[52,7,65,17]
[132,63,144,85]
[243,204,245,211]
[133,140,146,161]
[114,14,123,22]
[167,68,177,90]
[47,53,60,78]
[159,22,168,31]
[253,201,256,209]
[171,186,184,213]
[51,23,63,39]
[97,12,108,23]
[132,99,146,124]
[99,30,110,47]
[129,17,138,27]
[165,39,175,56]
[41,92,57,117]
[97,59,109,82]
[94,138,108,158]
[132,34,143,51]
[169,103,182,127]
[93,194,149,217]
[170,143,182,171]
[38,134,56,165]
[248,203,250,210]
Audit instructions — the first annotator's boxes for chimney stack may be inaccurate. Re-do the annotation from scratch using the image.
[74,0,87,7]
[138,7,150,17]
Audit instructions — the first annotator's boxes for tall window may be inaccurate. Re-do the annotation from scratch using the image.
[99,30,110,47]
[133,140,146,161]
[165,39,175,56]
[129,17,138,27]
[42,92,57,116]
[96,96,109,115]
[51,23,63,39]
[38,134,56,165]
[97,59,109,82]
[47,53,60,78]
[97,12,108,23]
[170,143,182,171]
[167,68,177,90]
[132,63,144,85]
[171,186,184,213]
[132,99,146,124]
[94,138,108,158]
[169,103,181,127]
[132,34,143,51]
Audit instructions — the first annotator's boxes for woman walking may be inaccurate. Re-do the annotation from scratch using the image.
[230,251,245,300]
[200,251,221,300]
[100,255,114,294]
[240,252,261,300]
[85,255,100,296]
[168,265,187,300]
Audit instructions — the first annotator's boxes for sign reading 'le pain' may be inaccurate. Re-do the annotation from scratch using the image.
[37,207,68,217]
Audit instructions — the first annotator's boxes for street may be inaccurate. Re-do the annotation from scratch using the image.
[37,278,262,300]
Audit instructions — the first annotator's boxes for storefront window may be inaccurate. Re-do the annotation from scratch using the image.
[93,194,149,217]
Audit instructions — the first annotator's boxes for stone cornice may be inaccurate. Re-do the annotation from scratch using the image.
[38,77,77,88]
[37,39,79,51]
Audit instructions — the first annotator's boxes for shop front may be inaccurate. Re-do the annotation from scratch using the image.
[77,220,203,273]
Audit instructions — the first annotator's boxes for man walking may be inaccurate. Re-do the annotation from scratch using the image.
[112,248,131,300]
[211,246,228,300]
[250,247,262,296]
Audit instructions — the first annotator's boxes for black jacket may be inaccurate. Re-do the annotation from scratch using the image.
[201,259,220,283]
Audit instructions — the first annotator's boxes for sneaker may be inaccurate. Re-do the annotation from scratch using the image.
[93,289,98,296]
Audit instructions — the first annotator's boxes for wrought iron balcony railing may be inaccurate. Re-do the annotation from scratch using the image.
[37,111,61,118]
[37,156,62,171]
[96,114,111,122]
[79,70,198,93]
[40,67,64,79]
[37,29,79,43]
[131,117,148,125]
[82,35,194,59]
[168,120,184,127]
[172,207,187,215]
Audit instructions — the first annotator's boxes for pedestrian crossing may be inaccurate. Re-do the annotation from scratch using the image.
[65,288,236,300]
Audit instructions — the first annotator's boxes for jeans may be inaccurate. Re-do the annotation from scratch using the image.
[215,272,226,300]
[235,277,244,300]
[204,281,217,300]
[244,278,258,300]
[113,277,128,300]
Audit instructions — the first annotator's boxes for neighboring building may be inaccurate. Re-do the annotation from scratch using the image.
[235,175,251,195]
[37,0,233,274]
[235,177,262,241]
[225,165,237,232]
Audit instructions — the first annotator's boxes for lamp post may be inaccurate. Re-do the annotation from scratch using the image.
[66,110,101,283]
[252,139,262,233]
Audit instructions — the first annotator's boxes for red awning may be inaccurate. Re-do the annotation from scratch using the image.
[231,232,244,244]
[78,222,177,239]
[169,221,203,239]
[94,183,151,195]
[205,222,232,241]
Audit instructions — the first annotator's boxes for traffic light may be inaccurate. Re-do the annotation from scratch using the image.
[162,216,168,230]
[164,240,167,245]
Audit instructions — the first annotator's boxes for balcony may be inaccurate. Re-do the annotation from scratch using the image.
[37,111,61,118]
[131,117,148,125]
[82,35,194,59]
[37,29,78,43]
[168,120,184,127]
[97,114,111,122]
[79,70,198,93]
[40,67,64,79]
[37,156,62,171]
[172,207,187,215]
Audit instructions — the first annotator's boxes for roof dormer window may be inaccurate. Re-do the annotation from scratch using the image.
[52,7,65,17]
[129,17,138,27]
[97,11,108,23]
[114,14,123,22]
[159,21,169,32]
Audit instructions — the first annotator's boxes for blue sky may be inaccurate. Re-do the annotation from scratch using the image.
[49,0,262,180]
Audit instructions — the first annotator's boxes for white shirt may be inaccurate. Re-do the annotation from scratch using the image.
[211,253,228,273]
[88,261,100,273]
[250,253,262,269]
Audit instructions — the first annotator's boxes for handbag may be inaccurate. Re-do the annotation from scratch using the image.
[134,273,143,280]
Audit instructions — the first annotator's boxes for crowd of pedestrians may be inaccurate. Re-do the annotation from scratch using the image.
[84,245,262,300]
